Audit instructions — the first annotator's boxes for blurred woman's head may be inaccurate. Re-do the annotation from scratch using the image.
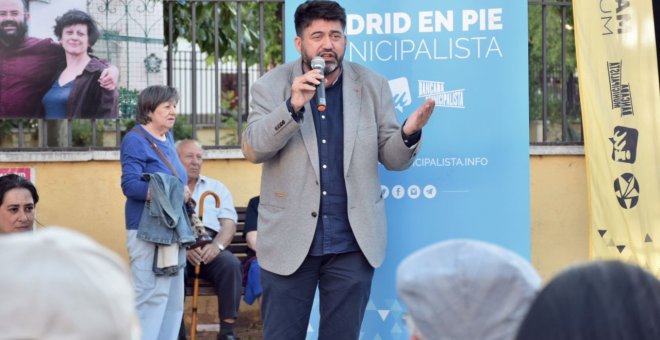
[516,260,660,340]
[0,174,38,234]
[135,85,179,129]
[53,9,99,54]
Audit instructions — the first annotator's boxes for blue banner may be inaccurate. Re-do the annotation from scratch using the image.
[285,1,529,338]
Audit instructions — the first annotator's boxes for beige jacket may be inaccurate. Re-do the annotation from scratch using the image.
[242,59,421,275]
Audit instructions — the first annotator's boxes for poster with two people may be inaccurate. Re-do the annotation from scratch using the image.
[0,0,118,120]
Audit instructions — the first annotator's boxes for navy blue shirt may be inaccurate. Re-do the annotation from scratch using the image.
[308,73,361,256]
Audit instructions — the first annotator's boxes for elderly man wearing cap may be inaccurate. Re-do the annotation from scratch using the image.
[396,239,541,340]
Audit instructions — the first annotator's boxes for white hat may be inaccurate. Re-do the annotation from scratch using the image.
[396,239,541,340]
[0,227,139,340]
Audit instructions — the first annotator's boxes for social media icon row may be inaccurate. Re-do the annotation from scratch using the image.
[381,184,437,199]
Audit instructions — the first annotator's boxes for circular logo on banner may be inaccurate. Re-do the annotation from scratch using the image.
[423,184,437,199]
[407,185,421,199]
[391,185,405,199]
[613,173,639,209]
[380,185,389,199]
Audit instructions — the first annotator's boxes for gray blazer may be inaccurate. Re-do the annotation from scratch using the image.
[242,59,421,275]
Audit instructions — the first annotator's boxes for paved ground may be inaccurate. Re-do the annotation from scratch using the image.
[189,319,263,340]
[182,299,263,340]
[193,323,263,340]
[235,320,264,340]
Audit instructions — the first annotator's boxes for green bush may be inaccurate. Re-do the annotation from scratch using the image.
[172,118,192,140]
[72,120,105,146]
[119,87,140,119]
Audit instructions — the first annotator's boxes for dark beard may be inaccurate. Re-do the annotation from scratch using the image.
[0,21,27,49]
[303,53,342,75]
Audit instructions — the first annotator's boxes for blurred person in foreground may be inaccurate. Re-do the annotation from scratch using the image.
[516,260,660,340]
[121,85,193,340]
[397,239,542,340]
[176,139,242,340]
[241,1,435,338]
[0,173,38,234]
[0,226,140,340]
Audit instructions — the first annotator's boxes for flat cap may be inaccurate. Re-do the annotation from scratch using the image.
[396,239,541,340]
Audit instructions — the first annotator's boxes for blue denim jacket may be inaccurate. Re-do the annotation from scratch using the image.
[137,172,195,247]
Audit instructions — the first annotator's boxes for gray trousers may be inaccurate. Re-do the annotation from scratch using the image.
[126,230,184,340]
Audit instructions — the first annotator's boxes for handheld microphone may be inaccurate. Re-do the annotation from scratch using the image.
[311,56,327,112]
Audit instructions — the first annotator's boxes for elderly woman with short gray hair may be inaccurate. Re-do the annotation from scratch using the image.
[120,85,191,340]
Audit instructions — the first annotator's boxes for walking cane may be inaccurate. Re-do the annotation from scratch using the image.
[191,190,220,340]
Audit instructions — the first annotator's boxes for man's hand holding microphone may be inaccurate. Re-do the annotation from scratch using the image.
[291,56,327,113]
[291,55,435,134]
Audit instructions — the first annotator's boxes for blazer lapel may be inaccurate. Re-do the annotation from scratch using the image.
[342,62,362,176]
[292,60,321,182]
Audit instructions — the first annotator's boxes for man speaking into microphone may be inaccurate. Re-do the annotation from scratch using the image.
[311,56,327,111]
[242,1,436,339]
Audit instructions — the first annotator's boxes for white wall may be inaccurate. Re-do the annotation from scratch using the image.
[29,0,86,40]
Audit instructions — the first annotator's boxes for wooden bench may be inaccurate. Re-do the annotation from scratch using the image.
[184,206,249,296]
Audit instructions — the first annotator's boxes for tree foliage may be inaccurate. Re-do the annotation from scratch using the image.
[163,0,283,67]
[528,3,578,122]
[528,4,576,73]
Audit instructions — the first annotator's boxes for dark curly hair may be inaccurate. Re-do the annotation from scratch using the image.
[53,9,99,53]
[294,0,346,36]
[0,174,39,206]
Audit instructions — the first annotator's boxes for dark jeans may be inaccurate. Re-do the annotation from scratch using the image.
[260,251,375,340]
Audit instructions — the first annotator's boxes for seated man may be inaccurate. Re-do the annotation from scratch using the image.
[177,139,241,340]
[396,239,541,340]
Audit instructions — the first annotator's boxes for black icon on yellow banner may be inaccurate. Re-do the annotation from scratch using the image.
[609,126,638,164]
[613,173,639,209]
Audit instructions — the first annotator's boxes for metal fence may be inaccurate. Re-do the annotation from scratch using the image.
[164,0,285,147]
[171,47,262,126]
[0,0,581,150]
[528,0,582,144]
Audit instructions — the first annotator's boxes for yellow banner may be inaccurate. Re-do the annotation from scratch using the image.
[573,0,660,274]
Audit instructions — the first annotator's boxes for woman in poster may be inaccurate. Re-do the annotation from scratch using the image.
[42,9,118,119]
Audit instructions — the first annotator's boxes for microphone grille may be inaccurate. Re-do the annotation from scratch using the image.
[311,56,325,71]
